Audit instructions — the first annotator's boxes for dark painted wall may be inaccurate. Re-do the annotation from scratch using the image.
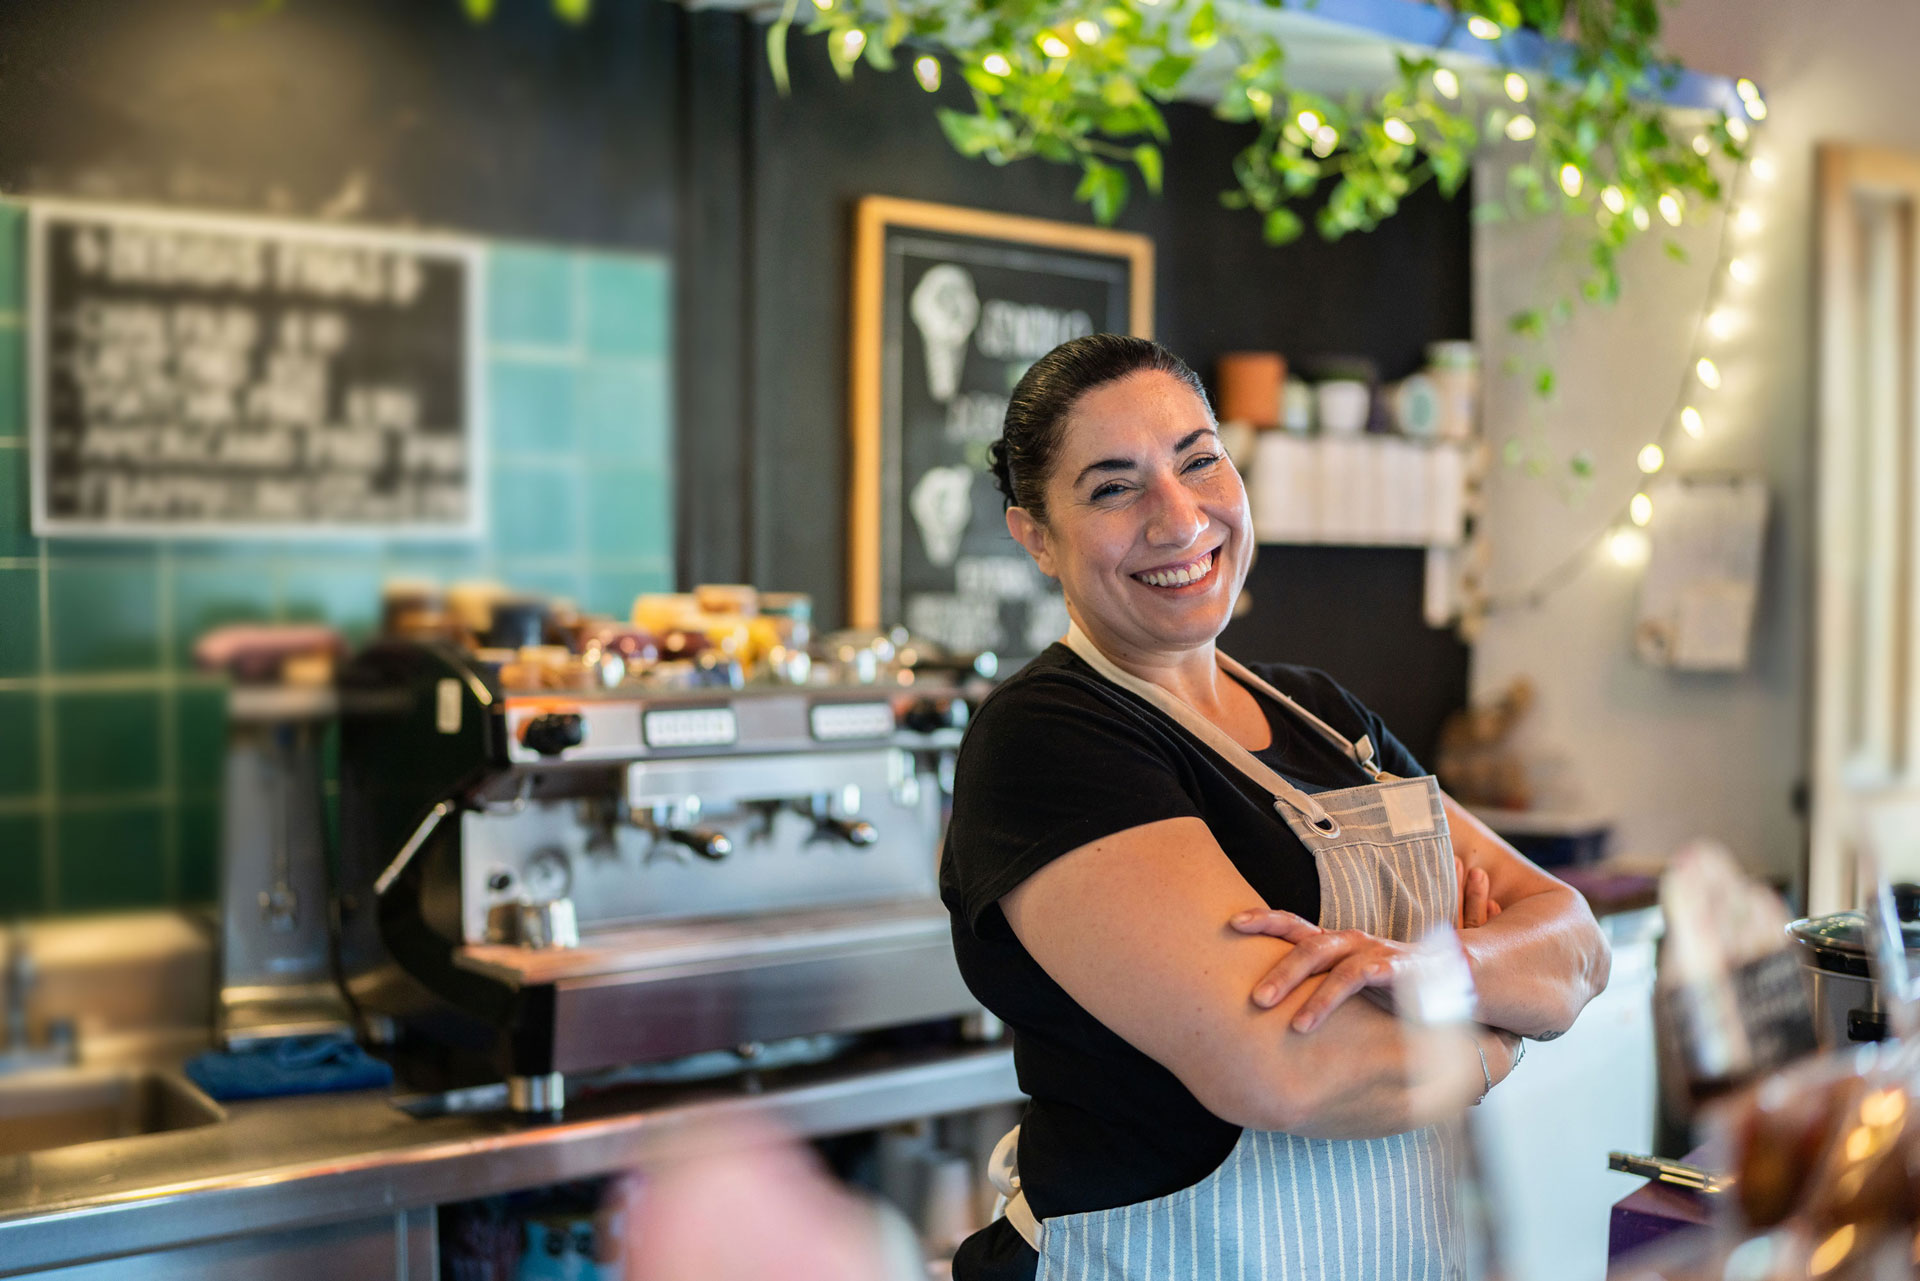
[0,0,1467,758]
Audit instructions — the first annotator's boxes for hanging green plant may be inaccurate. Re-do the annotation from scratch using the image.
[765,0,1755,404]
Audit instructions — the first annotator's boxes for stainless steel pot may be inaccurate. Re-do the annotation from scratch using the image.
[1788,888,1920,1047]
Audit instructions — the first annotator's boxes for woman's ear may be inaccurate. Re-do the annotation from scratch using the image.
[1006,507,1056,579]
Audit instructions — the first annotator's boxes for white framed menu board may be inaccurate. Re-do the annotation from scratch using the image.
[28,200,484,539]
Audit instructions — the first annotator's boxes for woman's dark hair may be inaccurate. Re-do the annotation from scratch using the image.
[986,333,1211,524]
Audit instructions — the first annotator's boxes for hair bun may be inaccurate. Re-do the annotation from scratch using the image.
[985,438,1015,504]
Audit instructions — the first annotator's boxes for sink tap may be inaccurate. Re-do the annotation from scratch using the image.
[1,930,76,1075]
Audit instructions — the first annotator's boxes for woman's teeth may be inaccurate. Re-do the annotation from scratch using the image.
[1134,550,1215,588]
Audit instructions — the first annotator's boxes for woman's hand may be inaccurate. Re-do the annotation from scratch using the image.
[1456,856,1503,930]
[1230,861,1502,1032]
[1229,910,1421,1032]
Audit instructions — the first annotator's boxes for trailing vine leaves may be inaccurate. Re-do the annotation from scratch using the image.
[759,0,1752,412]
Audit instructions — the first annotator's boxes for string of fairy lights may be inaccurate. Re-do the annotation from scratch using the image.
[811,5,1772,617]
[1480,75,1772,614]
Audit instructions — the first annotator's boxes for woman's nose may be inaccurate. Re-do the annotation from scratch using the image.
[1143,476,1206,547]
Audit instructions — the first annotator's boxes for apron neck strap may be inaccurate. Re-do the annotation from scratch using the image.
[1062,623,1357,830]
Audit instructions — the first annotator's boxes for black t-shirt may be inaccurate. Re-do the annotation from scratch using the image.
[940,644,1424,1281]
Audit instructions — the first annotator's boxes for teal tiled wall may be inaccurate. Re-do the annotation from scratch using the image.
[0,205,674,915]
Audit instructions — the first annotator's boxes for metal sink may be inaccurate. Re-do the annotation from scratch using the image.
[0,1066,226,1157]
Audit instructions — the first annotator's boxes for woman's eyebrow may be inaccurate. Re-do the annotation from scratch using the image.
[1072,428,1220,489]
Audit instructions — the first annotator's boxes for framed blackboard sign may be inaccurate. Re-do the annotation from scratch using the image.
[849,197,1153,659]
[28,200,483,538]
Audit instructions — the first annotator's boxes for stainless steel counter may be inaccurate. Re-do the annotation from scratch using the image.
[0,1044,1020,1278]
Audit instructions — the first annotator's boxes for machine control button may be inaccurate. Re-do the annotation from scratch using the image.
[809,702,896,741]
[522,712,586,756]
[643,707,738,748]
[487,869,516,894]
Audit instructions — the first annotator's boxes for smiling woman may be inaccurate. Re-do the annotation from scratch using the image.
[941,334,1610,1281]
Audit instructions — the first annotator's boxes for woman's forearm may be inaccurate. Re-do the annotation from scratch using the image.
[1460,885,1610,1038]
[1213,975,1515,1137]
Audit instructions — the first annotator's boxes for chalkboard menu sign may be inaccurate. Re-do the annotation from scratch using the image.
[29,201,481,538]
[849,197,1153,660]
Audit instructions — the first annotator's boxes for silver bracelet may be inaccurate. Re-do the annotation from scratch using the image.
[1472,1040,1492,1106]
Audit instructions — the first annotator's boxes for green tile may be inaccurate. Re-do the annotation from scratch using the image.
[0,202,23,313]
[45,539,158,565]
[489,465,580,561]
[170,562,277,664]
[487,355,576,454]
[576,358,670,463]
[279,563,382,642]
[0,813,45,915]
[0,692,40,799]
[0,445,36,555]
[486,246,575,348]
[174,681,228,795]
[0,567,39,677]
[585,465,673,562]
[55,690,161,795]
[173,798,219,905]
[54,804,166,912]
[48,562,159,673]
[495,562,585,605]
[585,565,673,619]
[0,327,19,441]
[582,256,669,359]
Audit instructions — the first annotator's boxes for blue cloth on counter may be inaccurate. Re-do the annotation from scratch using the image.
[185,1034,393,1101]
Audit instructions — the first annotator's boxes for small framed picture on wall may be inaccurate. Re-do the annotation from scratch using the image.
[848,196,1153,661]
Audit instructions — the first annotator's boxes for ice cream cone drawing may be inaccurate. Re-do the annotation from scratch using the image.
[910,465,974,568]
[909,264,980,403]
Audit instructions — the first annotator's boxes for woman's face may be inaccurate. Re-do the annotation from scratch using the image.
[1008,369,1252,664]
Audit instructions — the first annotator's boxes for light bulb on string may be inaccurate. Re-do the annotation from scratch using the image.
[1751,155,1777,183]
[1638,443,1666,473]
[1505,114,1536,142]
[1747,98,1768,121]
[1630,492,1654,526]
[1693,134,1712,156]
[1297,109,1322,134]
[1600,185,1626,214]
[1728,257,1756,284]
[1735,207,1763,234]
[1383,117,1416,146]
[1312,126,1340,157]
[1433,68,1460,99]
[1658,192,1683,226]
[1681,406,1704,438]
[812,0,833,10]
[840,28,867,58]
[1608,527,1651,567]
[1559,164,1584,197]
[914,55,942,93]
[1504,73,1529,102]
[1246,87,1273,115]
[1727,116,1750,145]
[1074,18,1101,43]
[1737,78,1768,119]
[1696,357,1722,390]
[1631,206,1651,231]
[982,53,1012,76]
[1707,308,1737,340]
[1466,15,1501,39]
[1038,32,1071,58]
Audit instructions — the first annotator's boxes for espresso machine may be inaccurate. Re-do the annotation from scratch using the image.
[334,640,977,1112]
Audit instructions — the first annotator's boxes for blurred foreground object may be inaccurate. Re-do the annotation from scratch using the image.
[622,1120,920,1281]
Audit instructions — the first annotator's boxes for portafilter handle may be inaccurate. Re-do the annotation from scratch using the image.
[815,816,879,847]
[666,827,733,861]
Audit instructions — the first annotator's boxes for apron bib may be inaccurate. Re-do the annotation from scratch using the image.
[993,626,1465,1280]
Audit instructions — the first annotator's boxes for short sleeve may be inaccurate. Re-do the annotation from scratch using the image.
[1272,665,1427,780]
[942,673,1202,934]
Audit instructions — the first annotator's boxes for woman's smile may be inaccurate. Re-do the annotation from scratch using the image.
[1130,546,1221,591]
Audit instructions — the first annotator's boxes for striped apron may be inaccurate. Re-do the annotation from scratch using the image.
[994,626,1465,1280]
